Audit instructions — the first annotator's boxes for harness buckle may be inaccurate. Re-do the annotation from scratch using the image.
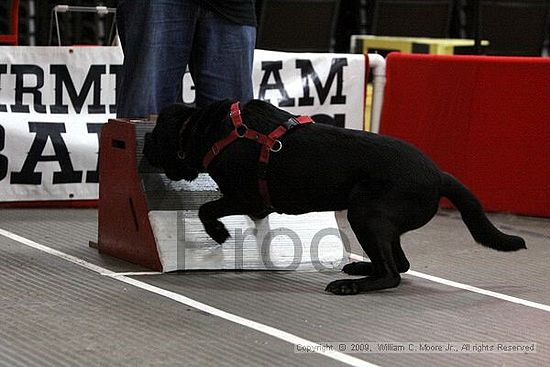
[283,117,300,130]
[236,124,248,137]
[270,140,283,152]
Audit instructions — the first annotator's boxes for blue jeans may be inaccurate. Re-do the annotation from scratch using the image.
[116,0,256,118]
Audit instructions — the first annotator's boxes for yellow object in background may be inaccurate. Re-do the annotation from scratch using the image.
[351,35,489,55]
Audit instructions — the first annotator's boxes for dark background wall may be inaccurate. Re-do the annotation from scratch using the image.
[2,0,549,55]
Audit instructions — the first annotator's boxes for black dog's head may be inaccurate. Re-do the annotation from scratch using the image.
[143,99,236,181]
[143,103,199,181]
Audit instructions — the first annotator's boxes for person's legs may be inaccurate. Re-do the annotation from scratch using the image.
[116,0,198,118]
[190,8,256,107]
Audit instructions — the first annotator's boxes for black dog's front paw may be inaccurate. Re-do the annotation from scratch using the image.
[325,280,360,295]
[204,220,230,244]
[342,261,374,276]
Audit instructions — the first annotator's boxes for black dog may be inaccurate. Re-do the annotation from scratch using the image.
[143,99,526,295]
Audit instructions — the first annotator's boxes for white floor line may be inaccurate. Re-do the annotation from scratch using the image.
[102,271,163,277]
[0,228,379,367]
[349,253,550,313]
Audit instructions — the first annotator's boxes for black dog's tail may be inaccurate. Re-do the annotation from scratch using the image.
[440,173,526,251]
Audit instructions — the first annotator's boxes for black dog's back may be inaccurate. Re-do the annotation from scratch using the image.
[266,122,442,215]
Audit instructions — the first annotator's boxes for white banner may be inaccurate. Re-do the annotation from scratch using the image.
[0,46,365,202]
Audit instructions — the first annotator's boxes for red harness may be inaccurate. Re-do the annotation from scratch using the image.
[202,102,314,209]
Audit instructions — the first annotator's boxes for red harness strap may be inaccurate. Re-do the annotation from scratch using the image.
[202,102,314,209]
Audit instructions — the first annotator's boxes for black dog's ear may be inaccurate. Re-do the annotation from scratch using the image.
[192,99,235,137]
[208,99,235,115]
[200,99,233,117]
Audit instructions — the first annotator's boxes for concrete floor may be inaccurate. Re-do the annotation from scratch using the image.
[0,208,548,367]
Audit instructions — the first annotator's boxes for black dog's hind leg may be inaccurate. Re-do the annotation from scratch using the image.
[343,238,410,276]
[393,239,410,273]
[326,202,402,295]
[342,261,374,276]
[199,197,247,244]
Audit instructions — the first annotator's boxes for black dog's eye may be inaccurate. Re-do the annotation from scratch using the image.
[177,150,186,160]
